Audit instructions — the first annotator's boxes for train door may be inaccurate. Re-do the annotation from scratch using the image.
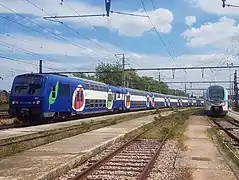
[168,97,171,107]
[177,98,180,107]
[151,96,155,108]
[180,99,183,107]
[146,95,150,108]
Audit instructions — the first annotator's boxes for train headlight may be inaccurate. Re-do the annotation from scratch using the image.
[221,101,226,106]
[12,101,15,104]
[36,101,40,105]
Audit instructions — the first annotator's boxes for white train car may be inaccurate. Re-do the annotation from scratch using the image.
[204,85,228,116]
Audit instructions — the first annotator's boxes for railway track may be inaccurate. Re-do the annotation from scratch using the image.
[66,115,179,180]
[0,111,9,118]
[211,118,239,145]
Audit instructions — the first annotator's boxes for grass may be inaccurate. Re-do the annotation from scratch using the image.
[138,109,193,141]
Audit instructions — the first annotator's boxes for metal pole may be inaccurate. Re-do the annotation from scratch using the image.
[122,54,125,87]
[39,60,43,73]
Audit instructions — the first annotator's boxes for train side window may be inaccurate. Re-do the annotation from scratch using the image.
[85,84,90,89]
[85,100,90,108]
[95,100,99,107]
[99,100,103,107]
[90,84,94,90]
[90,100,94,107]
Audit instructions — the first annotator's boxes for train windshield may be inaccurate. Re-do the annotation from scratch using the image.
[13,75,43,96]
[209,87,224,100]
[14,84,42,96]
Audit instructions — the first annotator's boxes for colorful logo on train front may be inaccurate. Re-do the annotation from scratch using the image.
[72,84,85,112]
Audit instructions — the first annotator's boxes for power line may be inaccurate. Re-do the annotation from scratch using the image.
[140,0,182,74]
[0,32,84,70]
[49,64,239,74]
[0,55,59,71]
[0,4,113,62]
[149,0,177,58]
[25,0,118,59]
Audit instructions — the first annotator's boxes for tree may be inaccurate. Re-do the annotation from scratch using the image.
[73,62,188,97]
[95,62,122,86]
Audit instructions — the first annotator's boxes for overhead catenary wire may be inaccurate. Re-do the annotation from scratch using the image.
[139,0,187,77]
[24,0,119,61]
[0,3,115,63]
[0,55,60,71]
[0,32,85,70]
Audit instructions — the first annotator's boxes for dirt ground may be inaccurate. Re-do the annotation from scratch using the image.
[174,113,238,180]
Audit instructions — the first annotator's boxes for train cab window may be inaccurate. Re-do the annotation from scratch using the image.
[14,85,28,95]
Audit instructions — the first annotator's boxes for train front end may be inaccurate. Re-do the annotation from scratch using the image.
[204,85,228,116]
[8,74,46,121]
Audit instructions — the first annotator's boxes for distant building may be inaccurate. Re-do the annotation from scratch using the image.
[0,90,9,104]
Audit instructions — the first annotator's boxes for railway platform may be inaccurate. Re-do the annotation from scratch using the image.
[0,109,154,143]
[0,110,175,180]
[175,114,237,180]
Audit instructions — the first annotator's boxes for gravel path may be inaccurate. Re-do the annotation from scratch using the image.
[147,140,191,180]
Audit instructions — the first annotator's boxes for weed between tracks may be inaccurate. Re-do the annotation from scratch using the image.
[138,110,191,142]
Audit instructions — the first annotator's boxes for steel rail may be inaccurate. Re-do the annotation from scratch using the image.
[212,119,239,145]
[69,115,180,180]
[138,120,179,180]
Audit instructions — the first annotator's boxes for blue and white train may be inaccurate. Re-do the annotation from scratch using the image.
[8,73,204,122]
[204,85,228,116]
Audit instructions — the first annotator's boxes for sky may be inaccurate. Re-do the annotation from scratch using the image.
[0,0,239,96]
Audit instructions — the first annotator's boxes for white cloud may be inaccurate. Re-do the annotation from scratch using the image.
[0,0,174,36]
[182,16,239,48]
[1,33,238,96]
[186,0,239,16]
[185,16,196,26]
